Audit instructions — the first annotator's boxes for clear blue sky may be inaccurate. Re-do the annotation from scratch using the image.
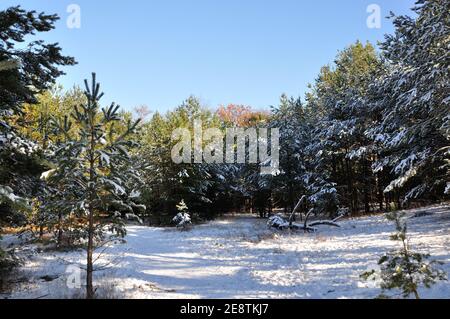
[2,0,415,113]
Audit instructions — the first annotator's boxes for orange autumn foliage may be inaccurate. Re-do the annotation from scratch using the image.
[216,104,270,127]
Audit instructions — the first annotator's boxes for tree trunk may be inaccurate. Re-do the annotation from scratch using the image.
[268,193,273,217]
[363,159,370,214]
[396,191,402,210]
[345,157,357,214]
[288,168,295,214]
[376,172,384,211]
[86,209,94,299]
[57,212,63,246]
[86,116,96,299]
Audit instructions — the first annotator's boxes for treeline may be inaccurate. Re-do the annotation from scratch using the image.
[141,0,448,219]
[0,0,448,298]
[2,1,449,235]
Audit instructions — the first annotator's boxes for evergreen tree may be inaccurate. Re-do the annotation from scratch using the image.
[368,0,449,202]
[303,42,382,215]
[139,97,223,224]
[172,199,192,228]
[0,6,76,113]
[47,73,141,298]
[0,6,75,244]
[361,212,447,299]
[270,95,306,214]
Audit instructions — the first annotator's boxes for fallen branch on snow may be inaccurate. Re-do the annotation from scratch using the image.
[268,208,343,233]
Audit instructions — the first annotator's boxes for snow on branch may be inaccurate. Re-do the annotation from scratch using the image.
[172,213,192,228]
[268,209,342,233]
[172,200,192,229]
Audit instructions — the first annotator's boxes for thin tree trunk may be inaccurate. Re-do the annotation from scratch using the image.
[57,212,63,246]
[345,156,356,214]
[86,209,94,299]
[396,191,402,210]
[86,116,96,299]
[376,172,384,211]
[402,238,420,300]
[268,192,273,217]
[363,159,370,214]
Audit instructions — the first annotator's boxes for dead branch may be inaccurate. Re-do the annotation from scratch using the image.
[268,203,343,233]
[289,195,306,226]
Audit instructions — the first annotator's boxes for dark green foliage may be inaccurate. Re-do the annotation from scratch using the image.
[367,0,449,201]
[0,5,75,248]
[139,97,227,224]
[45,73,141,298]
[0,6,76,112]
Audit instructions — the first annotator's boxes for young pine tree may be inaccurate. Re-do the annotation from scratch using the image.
[361,212,447,299]
[49,73,141,298]
[173,199,192,229]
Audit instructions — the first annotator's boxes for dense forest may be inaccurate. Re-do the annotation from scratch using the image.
[0,0,449,299]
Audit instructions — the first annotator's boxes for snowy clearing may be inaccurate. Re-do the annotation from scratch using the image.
[1,205,450,299]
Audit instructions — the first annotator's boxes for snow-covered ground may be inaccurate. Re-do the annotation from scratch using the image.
[1,205,450,299]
